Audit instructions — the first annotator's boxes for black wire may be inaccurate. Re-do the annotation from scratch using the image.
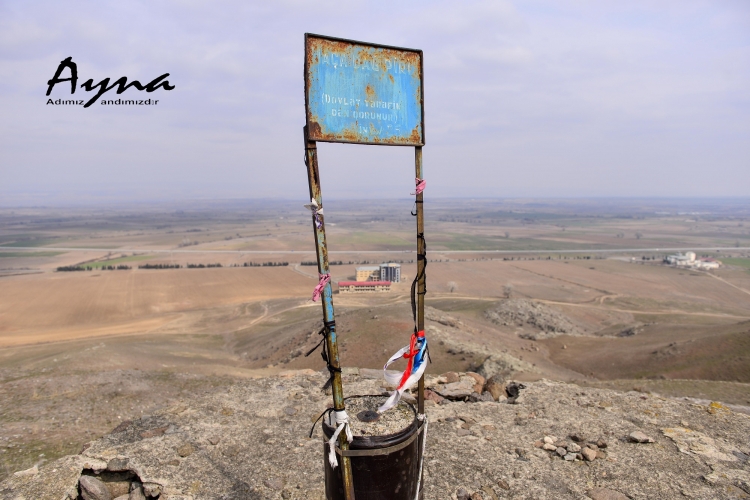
[304,323,342,392]
[411,233,427,333]
[409,232,432,364]
[309,408,334,438]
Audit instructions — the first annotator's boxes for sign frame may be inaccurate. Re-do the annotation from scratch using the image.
[304,33,425,147]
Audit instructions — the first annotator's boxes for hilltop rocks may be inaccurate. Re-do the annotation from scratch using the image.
[456,487,470,500]
[484,375,505,401]
[662,426,745,462]
[628,431,655,443]
[79,475,111,500]
[424,371,518,403]
[537,434,608,463]
[474,353,533,380]
[3,372,750,500]
[78,471,152,500]
[440,376,476,399]
[485,299,585,339]
[581,447,598,461]
[425,307,463,328]
[587,488,630,500]
[505,382,525,403]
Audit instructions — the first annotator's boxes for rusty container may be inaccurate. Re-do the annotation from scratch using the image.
[322,397,424,500]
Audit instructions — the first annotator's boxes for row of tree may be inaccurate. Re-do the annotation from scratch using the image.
[56,265,131,272]
[300,259,413,266]
[301,260,349,266]
[235,262,289,267]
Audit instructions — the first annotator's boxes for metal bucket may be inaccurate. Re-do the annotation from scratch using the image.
[322,396,424,500]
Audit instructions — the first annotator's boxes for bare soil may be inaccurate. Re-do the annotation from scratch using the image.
[1,200,749,483]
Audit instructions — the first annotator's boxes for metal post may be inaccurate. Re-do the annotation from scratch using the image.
[304,126,356,500]
[414,147,425,415]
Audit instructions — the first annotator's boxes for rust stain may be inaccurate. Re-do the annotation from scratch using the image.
[308,120,323,140]
[306,35,423,145]
[339,124,360,142]
[409,126,422,144]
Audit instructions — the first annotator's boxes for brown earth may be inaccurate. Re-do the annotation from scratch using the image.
[0,267,314,346]
[1,201,749,487]
[3,372,750,499]
[542,320,750,383]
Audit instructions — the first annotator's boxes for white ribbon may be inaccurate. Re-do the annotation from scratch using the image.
[304,199,324,228]
[378,344,427,413]
[328,410,353,469]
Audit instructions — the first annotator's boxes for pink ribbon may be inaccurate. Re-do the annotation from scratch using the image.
[411,178,426,195]
[312,273,331,302]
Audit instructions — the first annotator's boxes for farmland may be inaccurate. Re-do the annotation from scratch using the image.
[0,198,749,479]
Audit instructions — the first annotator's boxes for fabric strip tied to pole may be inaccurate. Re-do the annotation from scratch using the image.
[328,410,354,469]
[304,198,325,228]
[312,273,331,302]
[411,178,426,196]
[378,331,428,413]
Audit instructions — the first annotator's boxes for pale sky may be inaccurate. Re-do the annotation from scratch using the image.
[1,0,748,205]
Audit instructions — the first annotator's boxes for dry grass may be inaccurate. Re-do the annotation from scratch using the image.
[0,267,314,347]
[1,200,749,480]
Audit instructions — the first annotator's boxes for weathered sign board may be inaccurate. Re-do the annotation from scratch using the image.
[305,33,424,146]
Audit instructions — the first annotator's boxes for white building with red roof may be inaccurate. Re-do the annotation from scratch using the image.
[338,281,391,293]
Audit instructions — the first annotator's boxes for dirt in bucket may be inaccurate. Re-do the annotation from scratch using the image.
[345,395,415,437]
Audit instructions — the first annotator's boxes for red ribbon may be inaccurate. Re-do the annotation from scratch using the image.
[397,330,424,389]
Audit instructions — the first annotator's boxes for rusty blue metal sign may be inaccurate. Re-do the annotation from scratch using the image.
[305,34,424,146]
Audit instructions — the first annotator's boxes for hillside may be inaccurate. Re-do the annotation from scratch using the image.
[2,370,749,500]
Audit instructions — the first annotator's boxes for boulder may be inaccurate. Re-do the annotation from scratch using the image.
[79,475,112,500]
[484,375,505,401]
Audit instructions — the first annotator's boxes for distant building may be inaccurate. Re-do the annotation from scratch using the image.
[664,252,721,270]
[355,266,380,281]
[665,252,696,265]
[379,263,401,283]
[695,258,721,270]
[338,281,391,293]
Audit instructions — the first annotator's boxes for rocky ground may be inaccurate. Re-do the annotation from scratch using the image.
[2,369,749,500]
[484,299,586,339]
[0,363,237,482]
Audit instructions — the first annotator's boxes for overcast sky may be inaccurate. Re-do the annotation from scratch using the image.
[1,0,748,205]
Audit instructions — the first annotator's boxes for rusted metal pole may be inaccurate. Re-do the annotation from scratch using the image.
[415,146,425,416]
[304,126,356,500]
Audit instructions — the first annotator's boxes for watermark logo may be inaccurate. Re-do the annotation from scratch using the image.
[46,57,175,108]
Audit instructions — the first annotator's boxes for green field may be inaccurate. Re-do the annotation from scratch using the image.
[79,254,154,268]
[0,237,62,248]
[0,251,64,258]
[722,258,750,270]
[329,231,412,248]
[431,234,611,251]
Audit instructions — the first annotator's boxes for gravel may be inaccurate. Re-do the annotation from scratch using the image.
[344,396,415,436]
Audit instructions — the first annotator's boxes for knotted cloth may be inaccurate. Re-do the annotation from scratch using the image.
[411,178,426,196]
[327,410,353,469]
[378,330,428,413]
[312,273,330,302]
[304,198,325,228]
